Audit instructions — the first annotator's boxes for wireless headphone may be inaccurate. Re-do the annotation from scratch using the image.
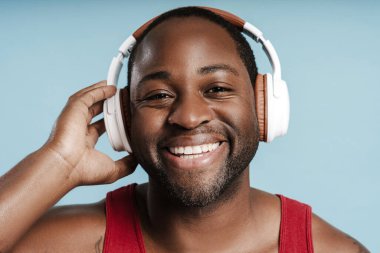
[103,7,290,153]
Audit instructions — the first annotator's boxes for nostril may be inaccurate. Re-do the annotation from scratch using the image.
[166,97,214,130]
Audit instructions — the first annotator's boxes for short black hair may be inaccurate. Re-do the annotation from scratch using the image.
[127,6,257,87]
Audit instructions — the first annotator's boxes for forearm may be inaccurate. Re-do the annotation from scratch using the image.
[0,146,77,252]
[0,82,133,252]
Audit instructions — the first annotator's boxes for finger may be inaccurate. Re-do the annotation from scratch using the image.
[114,155,138,179]
[74,85,116,109]
[87,119,106,147]
[71,80,107,98]
[87,100,104,124]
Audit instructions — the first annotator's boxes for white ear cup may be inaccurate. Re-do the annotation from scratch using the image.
[104,35,136,153]
[103,89,133,153]
[265,74,290,142]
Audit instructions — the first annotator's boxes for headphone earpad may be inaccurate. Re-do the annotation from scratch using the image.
[254,74,268,142]
[118,88,132,153]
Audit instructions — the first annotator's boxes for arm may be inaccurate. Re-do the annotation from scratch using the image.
[312,213,370,253]
[11,201,107,253]
[0,81,137,252]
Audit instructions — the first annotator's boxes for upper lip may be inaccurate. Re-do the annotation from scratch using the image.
[160,134,227,148]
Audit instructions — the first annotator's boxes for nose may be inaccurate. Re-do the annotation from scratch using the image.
[168,93,214,130]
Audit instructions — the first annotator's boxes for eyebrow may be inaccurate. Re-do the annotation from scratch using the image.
[137,64,239,88]
[137,71,171,87]
[198,64,239,76]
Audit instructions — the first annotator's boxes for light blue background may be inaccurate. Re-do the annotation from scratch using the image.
[0,0,379,251]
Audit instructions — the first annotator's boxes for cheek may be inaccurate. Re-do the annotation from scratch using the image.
[212,97,259,155]
[129,109,168,153]
[213,98,257,134]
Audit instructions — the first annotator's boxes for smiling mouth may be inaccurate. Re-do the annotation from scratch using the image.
[166,142,222,159]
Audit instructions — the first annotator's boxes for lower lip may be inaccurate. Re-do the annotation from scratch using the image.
[161,142,227,171]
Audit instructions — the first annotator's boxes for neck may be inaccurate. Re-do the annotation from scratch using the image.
[138,167,255,250]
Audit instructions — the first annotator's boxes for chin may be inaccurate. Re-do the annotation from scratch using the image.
[153,161,241,208]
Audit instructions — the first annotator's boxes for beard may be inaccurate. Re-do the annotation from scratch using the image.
[134,123,260,208]
[156,141,258,208]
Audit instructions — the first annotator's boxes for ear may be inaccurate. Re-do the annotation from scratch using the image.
[254,74,267,141]
[119,87,132,147]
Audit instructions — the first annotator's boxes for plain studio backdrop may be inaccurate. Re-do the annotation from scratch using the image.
[0,0,379,251]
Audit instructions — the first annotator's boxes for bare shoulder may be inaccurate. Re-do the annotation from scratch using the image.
[312,213,370,253]
[249,187,281,222]
[250,189,370,253]
[249,188,282,249]
[11,200,106,253]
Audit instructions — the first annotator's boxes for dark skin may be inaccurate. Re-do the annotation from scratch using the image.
[0,17,369,253]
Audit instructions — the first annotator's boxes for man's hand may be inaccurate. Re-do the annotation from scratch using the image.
[45,81,137,185]
[0,81,137,252]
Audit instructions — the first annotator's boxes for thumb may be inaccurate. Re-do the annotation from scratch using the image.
[112,155,138,181]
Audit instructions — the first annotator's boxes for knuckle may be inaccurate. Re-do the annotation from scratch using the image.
[102,88,107,99]
[77,96,90,108]
[72,97,85,109]
[68,94,84,107]
[83,92,96,106]
[87,107,96,122]
[88,106,95,117]
[68,94,76,103]
[89,93,96,104]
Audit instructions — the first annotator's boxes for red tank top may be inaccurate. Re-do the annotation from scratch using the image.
[103,184,314,253]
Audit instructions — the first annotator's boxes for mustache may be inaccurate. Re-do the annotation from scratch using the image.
[157,124,229,145]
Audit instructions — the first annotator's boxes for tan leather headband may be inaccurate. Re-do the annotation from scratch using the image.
[133,7,245,39]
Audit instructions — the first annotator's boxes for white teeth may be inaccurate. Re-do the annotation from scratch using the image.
[184,146,192,154]
[177,147,184,154]
[192,145,202,154]
[169,142,220,156]
[180,154,204,159]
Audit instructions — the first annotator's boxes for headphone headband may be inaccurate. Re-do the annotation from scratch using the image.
[112,7,282,94]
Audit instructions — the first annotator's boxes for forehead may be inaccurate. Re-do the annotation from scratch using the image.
[130,16,246,88]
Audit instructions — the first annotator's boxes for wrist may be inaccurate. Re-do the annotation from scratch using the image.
[37,144,80,189]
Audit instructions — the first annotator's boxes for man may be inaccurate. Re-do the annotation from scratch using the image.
[0,7,369,253]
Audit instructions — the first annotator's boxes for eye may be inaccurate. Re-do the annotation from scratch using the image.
[205,85,233,95]
[145,93,171,100]
[206,86,229,93]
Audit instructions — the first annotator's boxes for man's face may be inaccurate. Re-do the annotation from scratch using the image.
[129,17,259,207]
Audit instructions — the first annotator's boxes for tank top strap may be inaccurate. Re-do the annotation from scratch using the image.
[278,195,314,253]
[103,184,146,253]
